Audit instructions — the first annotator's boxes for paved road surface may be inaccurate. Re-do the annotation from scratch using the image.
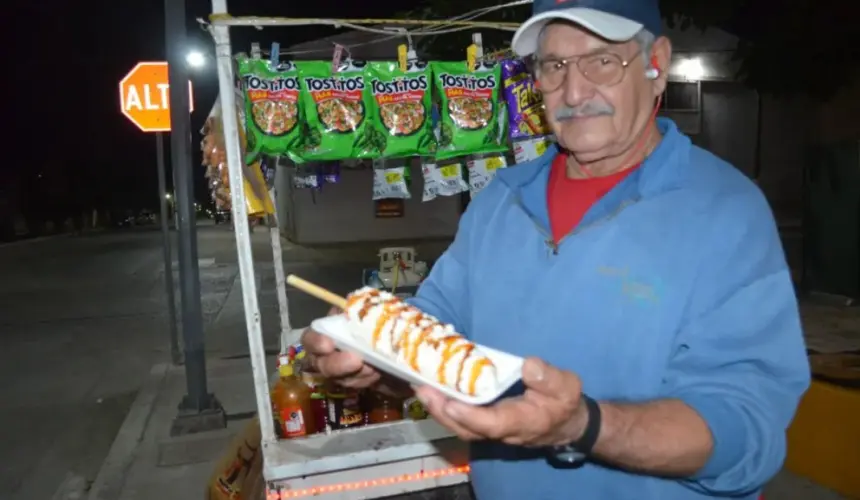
[0,222,378,500]
[0,228,174,500]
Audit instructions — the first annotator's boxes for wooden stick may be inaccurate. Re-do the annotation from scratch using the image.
[286,274,348,310]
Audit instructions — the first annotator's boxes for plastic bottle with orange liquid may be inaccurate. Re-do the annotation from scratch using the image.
[274,361,317,439]
[269,354,291,437]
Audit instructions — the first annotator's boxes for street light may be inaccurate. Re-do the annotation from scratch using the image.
[166,193,173,200]
[186,50,206,69]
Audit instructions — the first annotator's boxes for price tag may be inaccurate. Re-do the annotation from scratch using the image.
[485,157,504,171]
[439,164,459,178]
[385,172,402,183]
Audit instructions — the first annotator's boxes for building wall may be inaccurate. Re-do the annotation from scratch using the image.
[758,94,814,220]
[275,160,461,244]
[814,75,860,143]
[698,82,759,178]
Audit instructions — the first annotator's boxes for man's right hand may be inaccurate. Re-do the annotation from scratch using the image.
[301,307,382,389]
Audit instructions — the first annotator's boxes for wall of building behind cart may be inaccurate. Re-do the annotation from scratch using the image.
[275,159,461,244]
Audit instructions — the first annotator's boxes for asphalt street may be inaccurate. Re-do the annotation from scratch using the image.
[0,228,174,500]
[0,223,371,500]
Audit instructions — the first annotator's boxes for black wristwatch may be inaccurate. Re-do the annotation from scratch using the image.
[548,395,602,466]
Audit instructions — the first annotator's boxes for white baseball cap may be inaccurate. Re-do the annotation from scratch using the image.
[511,0,663,57]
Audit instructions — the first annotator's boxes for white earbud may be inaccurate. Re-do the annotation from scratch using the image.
[645,68,659,80]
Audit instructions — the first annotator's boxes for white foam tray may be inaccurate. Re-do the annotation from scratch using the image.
[311,314,523,406]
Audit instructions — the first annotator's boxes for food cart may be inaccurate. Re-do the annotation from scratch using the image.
[202,1,549,496]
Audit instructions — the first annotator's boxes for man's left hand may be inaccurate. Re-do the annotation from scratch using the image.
[414,357,589,447]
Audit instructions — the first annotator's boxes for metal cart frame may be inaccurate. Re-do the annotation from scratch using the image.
[205,2,520,496]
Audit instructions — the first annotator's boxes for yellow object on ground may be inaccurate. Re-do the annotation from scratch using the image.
[785,354,860,499]
[207,418,263,500]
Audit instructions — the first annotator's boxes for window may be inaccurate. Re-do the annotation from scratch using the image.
[658,81,702,135]
[660,82,700,112]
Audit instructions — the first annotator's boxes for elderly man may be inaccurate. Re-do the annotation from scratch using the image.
[302,0,811,498]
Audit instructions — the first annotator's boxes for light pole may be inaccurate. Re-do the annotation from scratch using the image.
[165,0,226,435]
[157,134,181,367]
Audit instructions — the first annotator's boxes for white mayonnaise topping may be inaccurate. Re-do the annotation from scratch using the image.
[345,287,497,396]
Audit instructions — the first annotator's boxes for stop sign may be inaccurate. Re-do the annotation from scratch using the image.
[119,62,194,132]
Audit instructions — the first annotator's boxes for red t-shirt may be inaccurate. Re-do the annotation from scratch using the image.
[547,153,638,244]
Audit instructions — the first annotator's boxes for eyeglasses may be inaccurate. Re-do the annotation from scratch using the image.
[534,51,642,92]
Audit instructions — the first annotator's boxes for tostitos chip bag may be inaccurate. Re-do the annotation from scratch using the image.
[431,61,508,161]
[367,61,436,158]
[298,60,378,160]
[238,58,303,162]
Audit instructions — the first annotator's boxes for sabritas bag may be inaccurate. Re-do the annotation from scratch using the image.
[298,60,377,160]
[431,61,508,161]
[237,58,303,162]
[367,61,435,157]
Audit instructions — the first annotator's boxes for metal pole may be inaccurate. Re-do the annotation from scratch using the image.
[157,132,182,366]
[269,189,293,353]
[211,0,278,446]
[166,0,225,434]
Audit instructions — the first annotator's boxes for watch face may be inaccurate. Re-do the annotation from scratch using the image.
[551,446,586,464]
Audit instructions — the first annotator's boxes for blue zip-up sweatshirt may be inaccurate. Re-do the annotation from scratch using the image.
[410,119,810,499]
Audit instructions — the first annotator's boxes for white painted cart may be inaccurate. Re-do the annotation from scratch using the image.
[204,2,520,497]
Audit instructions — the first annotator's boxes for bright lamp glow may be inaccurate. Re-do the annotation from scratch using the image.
[677,57,704,81]
[186,51,206,69]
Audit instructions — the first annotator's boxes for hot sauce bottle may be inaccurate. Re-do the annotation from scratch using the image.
[274,362,317,439]
[366,390,403,425]
[326,382,365,430]
[295,350,329,434]
[270,354,291,438]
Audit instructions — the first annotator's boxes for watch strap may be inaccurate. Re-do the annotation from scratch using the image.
[569,394,601,455]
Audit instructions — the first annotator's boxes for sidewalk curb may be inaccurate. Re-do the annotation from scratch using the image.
[87,363,169,500]
[0,233,73,248]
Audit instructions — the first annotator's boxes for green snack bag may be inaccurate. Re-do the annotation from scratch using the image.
[237,58,303,162]
[367,61,435,158]
[298,60,377,160]
[431,61,508,161]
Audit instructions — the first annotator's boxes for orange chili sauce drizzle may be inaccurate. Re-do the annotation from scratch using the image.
[348,289,495,396]
[467,358,492,396]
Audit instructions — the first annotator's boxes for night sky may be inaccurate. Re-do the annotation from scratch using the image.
[12,0,410,214]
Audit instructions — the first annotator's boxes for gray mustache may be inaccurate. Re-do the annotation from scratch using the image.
[554,101,615,120]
